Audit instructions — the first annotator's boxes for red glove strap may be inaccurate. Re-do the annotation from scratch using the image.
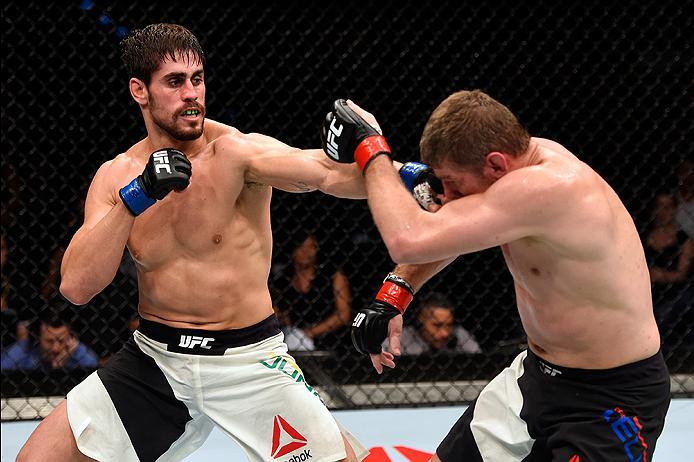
[375,281,413,315]
[355,136,391,171]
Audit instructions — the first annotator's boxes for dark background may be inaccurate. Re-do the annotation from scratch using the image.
[2,1,692,414]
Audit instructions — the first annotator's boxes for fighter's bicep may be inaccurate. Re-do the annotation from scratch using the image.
[239,133,328,192]
[62,162,119,267]
[432,199,533,254]
[82,161,119,230]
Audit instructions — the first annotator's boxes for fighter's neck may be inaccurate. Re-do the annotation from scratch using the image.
[144,131,208,159]
[507,140,543,171]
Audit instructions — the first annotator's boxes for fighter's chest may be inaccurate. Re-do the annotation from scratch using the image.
[125,168,246,262]
[501,240,557,284]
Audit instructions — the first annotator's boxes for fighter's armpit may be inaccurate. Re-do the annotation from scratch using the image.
[244,181,268,191]
[287,181,313,192]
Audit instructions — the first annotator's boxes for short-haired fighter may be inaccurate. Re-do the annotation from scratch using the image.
[322,93,671,461]
[17,24,371,462]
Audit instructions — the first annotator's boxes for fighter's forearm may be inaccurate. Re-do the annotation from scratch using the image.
[60,202,135,304]
[317,151,403,199]
[365,156,429,262]
[390,258,457,293]
[317,158,367,199]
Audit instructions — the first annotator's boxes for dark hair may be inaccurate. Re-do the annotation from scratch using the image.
[120,23,205,85]
[418,292,454,313]
[39,309,72,331]
[420,90,530,169]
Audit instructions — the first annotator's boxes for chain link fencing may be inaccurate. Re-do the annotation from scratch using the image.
[2,1,692,420]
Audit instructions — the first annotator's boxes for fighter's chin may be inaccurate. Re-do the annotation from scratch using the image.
[172,123,204,141]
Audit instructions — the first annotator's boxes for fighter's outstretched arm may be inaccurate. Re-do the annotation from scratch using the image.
[218,132,366,198]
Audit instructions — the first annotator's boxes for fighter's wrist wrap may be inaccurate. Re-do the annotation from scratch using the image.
[119,177,156,216]
[355,136,391,172]
[375,273,414,315]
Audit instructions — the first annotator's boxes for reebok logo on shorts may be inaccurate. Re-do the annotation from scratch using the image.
[271,415,310,460]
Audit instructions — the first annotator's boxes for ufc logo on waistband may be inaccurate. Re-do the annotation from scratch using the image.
[153,151,172,174]
[178,335,215,349]
[325,119,343,160]
[538,361,562,376]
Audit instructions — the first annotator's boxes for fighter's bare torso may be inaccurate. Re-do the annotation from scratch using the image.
[499,138,659,368]
[101,120,276,329]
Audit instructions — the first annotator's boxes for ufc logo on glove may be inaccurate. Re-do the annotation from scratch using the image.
[325,119,343,160]
[153,150,172,174]
[352,312,366,328]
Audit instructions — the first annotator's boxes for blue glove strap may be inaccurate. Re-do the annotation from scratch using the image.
[119,178,156,216]
[399,162,429,191]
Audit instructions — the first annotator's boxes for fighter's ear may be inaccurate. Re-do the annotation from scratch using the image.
[483,152,510,180]
[129,78,148,106]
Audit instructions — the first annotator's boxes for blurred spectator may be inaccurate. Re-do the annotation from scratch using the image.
[391,293,482,355]
[40,196,84,301]
[675,159,694,239]
[271,233,352,351]
[644,192,694,332]
[0,310,98,371]
[1,233,20,348]
[269,287,315,351]
[273,303,316,351]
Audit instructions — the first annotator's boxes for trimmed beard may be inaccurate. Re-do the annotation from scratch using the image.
[149,96,205,141]
[152,111,205,141]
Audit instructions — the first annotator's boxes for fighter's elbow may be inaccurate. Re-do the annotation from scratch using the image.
[385,233,424,264]
[59,279,94,306]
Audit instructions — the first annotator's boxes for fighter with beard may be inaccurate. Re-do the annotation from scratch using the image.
[17,24,368,462]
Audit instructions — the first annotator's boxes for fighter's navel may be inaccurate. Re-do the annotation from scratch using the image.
[212,234,223,244]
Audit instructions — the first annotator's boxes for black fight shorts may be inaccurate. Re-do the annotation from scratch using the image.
[437,349,670,461]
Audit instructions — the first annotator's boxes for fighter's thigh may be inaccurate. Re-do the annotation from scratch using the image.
[17,400,95,462]
[547,406,664,461]
[435,402,484,462]
[207,361,347,460]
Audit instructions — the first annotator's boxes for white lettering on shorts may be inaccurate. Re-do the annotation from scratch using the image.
[178,335,215,349]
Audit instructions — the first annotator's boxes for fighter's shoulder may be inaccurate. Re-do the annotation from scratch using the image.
[212,125,286,161]
[89,142,147,193]
[494,162,574,201]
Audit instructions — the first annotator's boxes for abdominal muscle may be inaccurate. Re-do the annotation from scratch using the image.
[136,254,275,330]
[138,262,273,330]
[515,283,660,369]
[129,204,276,330]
